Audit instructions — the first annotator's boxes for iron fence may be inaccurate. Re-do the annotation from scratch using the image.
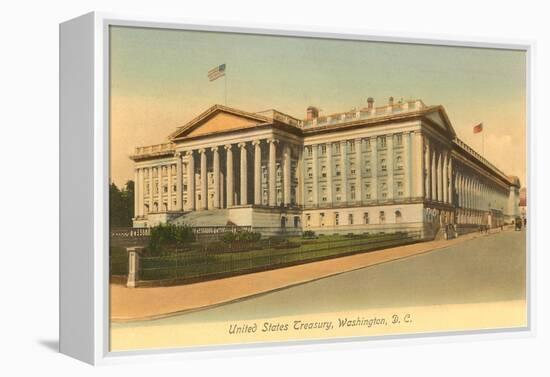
[136,231,422,285]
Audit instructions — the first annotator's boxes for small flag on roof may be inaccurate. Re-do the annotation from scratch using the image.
[208,64,226,82]
[473,123,483,134]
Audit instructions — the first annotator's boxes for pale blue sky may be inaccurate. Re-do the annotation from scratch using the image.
[110,26,526,187]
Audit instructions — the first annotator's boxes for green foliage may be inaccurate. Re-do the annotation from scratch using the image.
[221,230,262,243]
[109,180,135,227]
[148,224,195,254]
[273,240,301,249]
[302,230,316,238]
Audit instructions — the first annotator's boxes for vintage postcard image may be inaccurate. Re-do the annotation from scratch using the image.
[108,26,527,351]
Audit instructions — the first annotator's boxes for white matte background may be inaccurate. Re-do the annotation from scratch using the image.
[1,0,548,375]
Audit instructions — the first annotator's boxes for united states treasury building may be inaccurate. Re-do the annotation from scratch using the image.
[130,97,520,238]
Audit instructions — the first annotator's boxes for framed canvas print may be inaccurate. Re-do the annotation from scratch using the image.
[60,12,533,365]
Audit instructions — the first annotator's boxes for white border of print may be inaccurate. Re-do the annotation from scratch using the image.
[63,11,536,365]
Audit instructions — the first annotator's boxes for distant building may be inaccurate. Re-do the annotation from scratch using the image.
[519,187,527,220]
[130,97,521,237]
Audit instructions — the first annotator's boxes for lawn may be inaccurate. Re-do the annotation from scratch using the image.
[127,232,420,283]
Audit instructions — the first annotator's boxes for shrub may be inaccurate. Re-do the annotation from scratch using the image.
[222,230,262,244]
[302,230,316,238]
[148,223,194,254]
[273,240,301,249]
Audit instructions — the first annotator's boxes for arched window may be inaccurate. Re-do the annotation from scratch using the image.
[379,211,385,224]
[395,210,402,223]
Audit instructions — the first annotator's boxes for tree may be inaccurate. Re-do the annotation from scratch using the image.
[109,180,135,227]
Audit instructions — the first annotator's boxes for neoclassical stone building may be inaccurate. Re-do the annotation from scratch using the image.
[130,98,520,237]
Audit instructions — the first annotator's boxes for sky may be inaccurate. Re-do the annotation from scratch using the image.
[109,26,526,187]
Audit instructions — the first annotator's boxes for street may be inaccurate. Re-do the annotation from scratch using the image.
[114,229,526,328]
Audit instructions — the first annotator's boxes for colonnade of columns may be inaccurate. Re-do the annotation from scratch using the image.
[423,137,453,205]
[134,138,299,215]
[134,163,177,217]
[454,167,509,224]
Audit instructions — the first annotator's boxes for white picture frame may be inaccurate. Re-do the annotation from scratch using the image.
[59,11,535,365]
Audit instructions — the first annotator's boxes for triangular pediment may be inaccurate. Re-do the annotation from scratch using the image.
[424,107,456,137]
[170,105,270,140]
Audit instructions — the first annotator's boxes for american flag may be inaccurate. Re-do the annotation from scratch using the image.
[473,123,483,134]
[207,64,226,82]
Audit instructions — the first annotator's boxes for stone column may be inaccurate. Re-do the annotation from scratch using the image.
[326,143,333,204]
[220,170,225,209]
[199,148,208,210]
[212,146,220,209]
[466,177,471,209]
[311,144,319,206]
[355,138,363,203]
[297,146,304,206]
[437,153,444,202]
[448,157,453,205]
[424,137,431,200]
[431,150,437,201]
[442,153,448,203]
[268,139,278,206]
[167,164,173,211]
[225,144,234,207]
[157,167,163,211]
[386,134,394,200]
[148,167,153,212]
[403,132,412,198]
[340,140,347,203]
[371,137,378,200]
[239,142,248,205]
[253,140,262,205]
[138,168,144,216]
[175,152,183,211]
[283,142,291,206]
[186,151,195,211]
[134,168,139,218]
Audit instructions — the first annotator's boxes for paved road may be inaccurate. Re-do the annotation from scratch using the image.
[115,230,526,328]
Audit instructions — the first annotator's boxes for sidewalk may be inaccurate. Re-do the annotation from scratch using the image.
[111,228,511,321]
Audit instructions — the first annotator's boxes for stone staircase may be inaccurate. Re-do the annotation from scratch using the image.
[169,209,230,227]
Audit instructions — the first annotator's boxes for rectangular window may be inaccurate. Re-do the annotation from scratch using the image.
[321,165,327,178]
[335,164,341,176]
[334,212,339,225]
[334,143,340,153]
[307,166,313,178]
[321,144,327,155]
[380,158,387,172]
[349,141,355,152]
[379,136,387,148]
[364,212,369,224]
[348,214,354,225]
[350,162,356,176]
[396,133,403,146]
[380,211,385,223]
